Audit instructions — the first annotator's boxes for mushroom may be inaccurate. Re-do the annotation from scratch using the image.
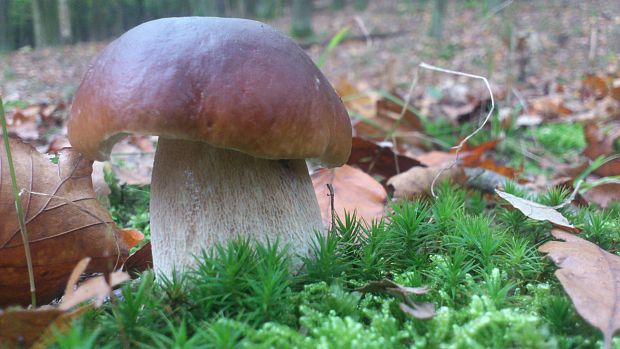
[67,17,352,276]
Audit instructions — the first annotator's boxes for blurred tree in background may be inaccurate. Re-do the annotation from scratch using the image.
[2,0,367,51]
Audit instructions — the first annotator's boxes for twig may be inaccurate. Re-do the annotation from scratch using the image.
[418,62,495,198]
[486,0,514,17]
[326,183,335,231]
[383,68,419,142]
[511,87,527,111]
[551,180,583,210]
[588,26,597,63]
[0,96,37,307]
[353,15,372,47]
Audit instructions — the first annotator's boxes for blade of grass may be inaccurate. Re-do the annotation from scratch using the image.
[0,96,37,307]
[317,27,349,68]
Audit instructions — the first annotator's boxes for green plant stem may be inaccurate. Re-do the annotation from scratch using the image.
[0,96,36,307]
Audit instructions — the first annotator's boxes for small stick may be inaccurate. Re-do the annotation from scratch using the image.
[353,15,372,47]
[327,183,335,231]
[419,62,495,198]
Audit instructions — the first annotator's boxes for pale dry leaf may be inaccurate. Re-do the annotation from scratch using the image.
[539,229,620,349]
[63,257,91,297]
[495,189,579,233]
[312,165,387,227]
[387,166,466,200]
[399,302,436,320]
[356,278,429,296]
[0,138,129,306]
[59,270,130,310]
[356,278,435,320]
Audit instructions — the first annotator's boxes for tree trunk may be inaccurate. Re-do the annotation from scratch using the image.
[331,0,345,10]
[291,0,313,39]
[354,0,369,11]
[429,0,447,40]
[31,0,45,47]
[0,0,10,51]
[243,0,256,17]
[257,0,276,19]
[57,0,71,44]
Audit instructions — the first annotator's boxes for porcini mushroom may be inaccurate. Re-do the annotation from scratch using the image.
[68,17,352,276]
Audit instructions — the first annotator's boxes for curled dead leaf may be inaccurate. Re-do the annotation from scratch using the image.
[495,189,580,233]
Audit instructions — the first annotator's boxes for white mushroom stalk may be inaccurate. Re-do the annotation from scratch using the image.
[150,138,323,275]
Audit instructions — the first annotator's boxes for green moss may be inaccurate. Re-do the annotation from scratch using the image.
[50,182,619,348]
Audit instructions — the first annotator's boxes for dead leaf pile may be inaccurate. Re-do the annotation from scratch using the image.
[0,138,129,306]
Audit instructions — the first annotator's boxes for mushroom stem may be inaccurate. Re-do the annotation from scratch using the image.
[150,138,324,276]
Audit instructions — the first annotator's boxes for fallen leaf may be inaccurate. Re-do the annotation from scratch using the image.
[528,95,573,119]
[119,228,145,249]
[356,278,435,320]
[582,183,620,208]
[123,242,153,278]
[539,229,620,349]
[495,189,580,233]
[387,166,466,200]
[584,123,620,177]
[399,302,436,320]
[0,138,129,306]
[312,165,387,227]
[0,258,129,348]
[581,74,609,100]
[414,151,456,167]
[347,137,422,185]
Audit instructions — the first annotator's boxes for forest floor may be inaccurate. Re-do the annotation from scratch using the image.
[2,2,620,348]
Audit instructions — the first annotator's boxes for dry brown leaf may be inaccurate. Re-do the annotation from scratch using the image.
[582,183,620,208]
[528,95,573,119]
[0,258,129,348]
[336,79,376,121]
[0,138,129,306]
[584,123,620,177]
[539,229,620,349]
[387,166,466,200]
[414,151,456,167]
[123,241,153,278]
[581,74,609,100]
[347,137,422,185]
[119,228,145,249]
[495,189,580,233]
[312,165,387,227]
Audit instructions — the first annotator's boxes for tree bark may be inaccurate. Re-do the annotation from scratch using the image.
[31,0,45,47]
[429,0,447,40]
[0,0,10,51]
[57,0,72,44]
[291,0,313,39]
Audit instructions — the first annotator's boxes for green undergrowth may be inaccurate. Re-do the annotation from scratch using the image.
[51,182,620,348]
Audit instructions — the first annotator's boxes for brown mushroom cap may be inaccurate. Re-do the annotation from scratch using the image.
[68,17,351,167]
